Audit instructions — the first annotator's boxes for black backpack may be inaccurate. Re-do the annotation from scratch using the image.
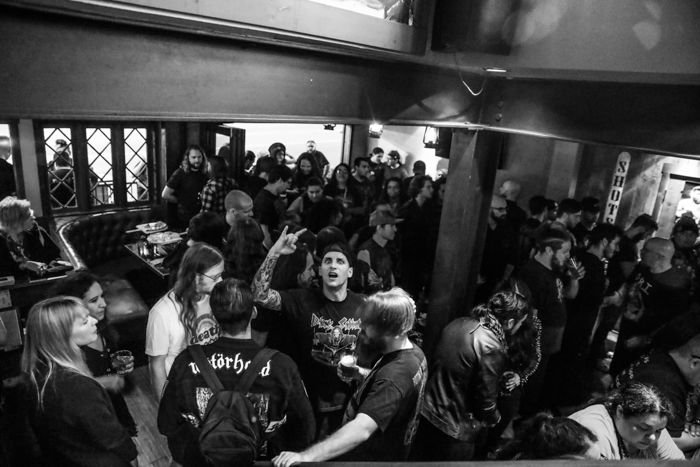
[189,345,278,467]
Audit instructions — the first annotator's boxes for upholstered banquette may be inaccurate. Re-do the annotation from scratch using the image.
[57,207,157,271]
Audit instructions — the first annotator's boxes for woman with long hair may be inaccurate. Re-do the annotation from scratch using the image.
[22,297,137,466]
[569,382,684,459]
[52,271,137,436]
[146,242,224,399]
[414,289,530,461]
[0,197,61,277]
[225,216,266,283]
[292,153,322,192]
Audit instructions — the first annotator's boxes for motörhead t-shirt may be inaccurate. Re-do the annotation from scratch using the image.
[279,288,365,411]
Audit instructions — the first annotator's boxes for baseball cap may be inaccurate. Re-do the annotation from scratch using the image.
[369,209,403,227]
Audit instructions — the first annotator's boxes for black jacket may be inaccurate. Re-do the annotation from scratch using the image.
[421,317,506,440]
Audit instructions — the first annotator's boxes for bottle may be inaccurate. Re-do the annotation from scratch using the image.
[137,235,148,257]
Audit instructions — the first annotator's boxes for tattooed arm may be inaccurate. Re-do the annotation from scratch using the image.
[252,226,306,311]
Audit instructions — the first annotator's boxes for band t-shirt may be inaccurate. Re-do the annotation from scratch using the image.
[146,291,220,375]
[166,168,208,222]
[517,259,567,355]
[340,346,428,461]
[279,288,365,411]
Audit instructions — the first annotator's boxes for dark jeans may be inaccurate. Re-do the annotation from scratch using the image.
[410,416,476,461]
[589,305,622,363]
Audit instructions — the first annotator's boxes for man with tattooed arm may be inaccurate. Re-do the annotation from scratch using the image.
[253,227,366,438]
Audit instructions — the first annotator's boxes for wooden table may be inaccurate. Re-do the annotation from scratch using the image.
[124,243,171,278]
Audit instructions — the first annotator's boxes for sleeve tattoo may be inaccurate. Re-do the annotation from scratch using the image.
[252,253,282,311]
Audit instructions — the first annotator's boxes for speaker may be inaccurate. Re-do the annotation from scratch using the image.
[435,128,454,159]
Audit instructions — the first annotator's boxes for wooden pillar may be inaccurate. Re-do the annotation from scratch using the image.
[424,129,503,357]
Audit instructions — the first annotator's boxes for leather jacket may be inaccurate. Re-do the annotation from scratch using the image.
[421,317,506,441]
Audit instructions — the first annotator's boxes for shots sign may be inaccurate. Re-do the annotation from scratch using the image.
[604,151,631,224]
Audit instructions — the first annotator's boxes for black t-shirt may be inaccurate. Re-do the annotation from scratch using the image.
[0,159,16,200]
[517,259,567,354]
[572,250,607,310]
[623,264,692,337]
[349,176,374,210]
[158,338,315,464]
[340,345,428,462]
[279,288,365,411]
[166,168,208,219]
[254,189,281,231]
[481,221,518,283]
[614,349,689,437]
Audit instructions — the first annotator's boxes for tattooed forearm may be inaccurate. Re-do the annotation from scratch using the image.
[252,253,282,311]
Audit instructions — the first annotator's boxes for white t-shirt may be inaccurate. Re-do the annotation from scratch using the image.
[569,404,684,460]
[145,291,220,375]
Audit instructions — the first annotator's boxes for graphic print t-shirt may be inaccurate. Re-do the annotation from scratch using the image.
[279,288,365,411]
[341,346,428,461]
[146,291,220,375]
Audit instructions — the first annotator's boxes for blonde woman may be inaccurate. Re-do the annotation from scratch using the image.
[22,296,137,466]
[0,197,61,277]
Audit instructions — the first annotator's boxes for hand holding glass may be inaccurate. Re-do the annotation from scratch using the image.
[111,350,134,375]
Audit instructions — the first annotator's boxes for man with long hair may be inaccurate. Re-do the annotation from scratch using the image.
[199,155,237,217]
[162,144,208,229]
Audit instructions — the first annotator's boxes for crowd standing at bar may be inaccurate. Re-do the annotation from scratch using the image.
[1,140,700,466]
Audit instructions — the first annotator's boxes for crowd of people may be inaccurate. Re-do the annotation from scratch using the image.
[2,139,700,466]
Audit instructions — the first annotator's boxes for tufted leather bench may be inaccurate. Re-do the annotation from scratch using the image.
[57,207,158,271]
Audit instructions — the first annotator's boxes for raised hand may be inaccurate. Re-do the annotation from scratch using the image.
[270,226,307,257]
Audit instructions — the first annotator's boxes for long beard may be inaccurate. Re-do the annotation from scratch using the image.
[551,256,566,274]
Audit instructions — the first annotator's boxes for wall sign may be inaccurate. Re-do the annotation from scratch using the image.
[604,151,631,224]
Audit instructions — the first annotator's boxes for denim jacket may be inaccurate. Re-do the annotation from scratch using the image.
[421,317,506,441]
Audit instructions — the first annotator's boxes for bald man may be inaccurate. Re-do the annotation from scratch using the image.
[611,237,692,374]
[615,331,700,454]
[499,179,526,230]
[477,194,518,303]
[224,190,253,226]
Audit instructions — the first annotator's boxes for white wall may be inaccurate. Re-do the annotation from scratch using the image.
[366,125,449,178]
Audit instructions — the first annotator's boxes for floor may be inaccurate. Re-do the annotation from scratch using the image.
[124,365,172,467]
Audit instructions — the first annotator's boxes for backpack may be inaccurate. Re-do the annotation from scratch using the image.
[189,345,278,467]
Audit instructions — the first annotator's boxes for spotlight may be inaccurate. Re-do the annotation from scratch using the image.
[323,124,336,131]
[368,123,383,138]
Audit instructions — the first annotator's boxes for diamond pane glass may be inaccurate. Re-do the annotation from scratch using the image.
[86,128,114,206]
[124,128,150,202]
[43,127,77,209]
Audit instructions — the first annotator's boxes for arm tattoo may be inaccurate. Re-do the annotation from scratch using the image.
[252,253,282,311]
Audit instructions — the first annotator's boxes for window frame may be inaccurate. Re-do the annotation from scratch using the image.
[35,121,156,216]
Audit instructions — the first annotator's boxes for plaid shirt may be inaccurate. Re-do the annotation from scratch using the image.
[200,177,237,215]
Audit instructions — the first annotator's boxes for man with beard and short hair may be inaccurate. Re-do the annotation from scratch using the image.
[552,198,582,246]
[272,288,427,466]
[253,228,365,438]
[556,224,623,406]
[517,227,583,415]
[162,145,209,229]
[572,197,601,249]
[477,195,518,303]
[610,238,692,375]
[499,180,527,230]
[349,157,374,220]
[358,210,402,293]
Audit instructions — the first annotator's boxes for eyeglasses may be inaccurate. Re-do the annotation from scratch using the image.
[199,271,222,282]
